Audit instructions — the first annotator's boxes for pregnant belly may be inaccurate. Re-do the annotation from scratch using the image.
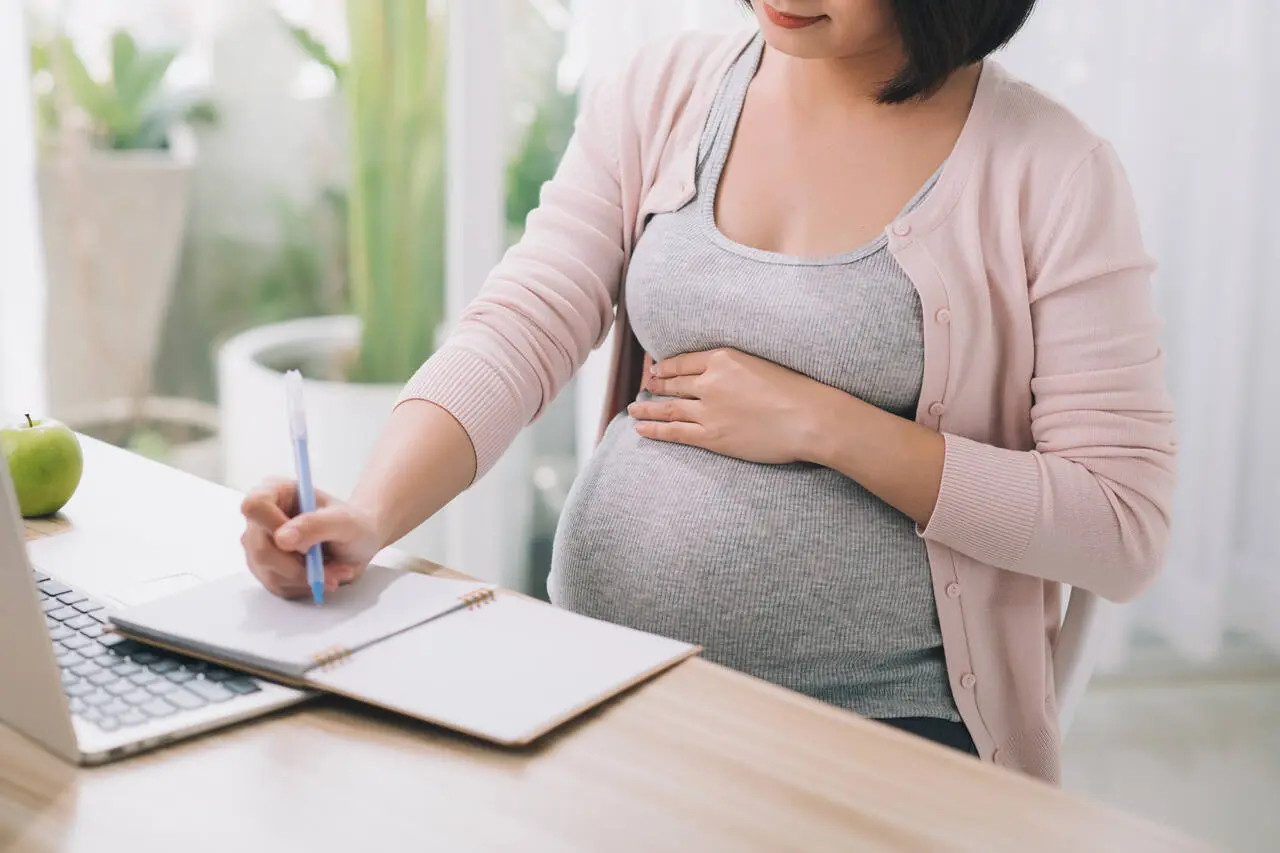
[548,413,940,677]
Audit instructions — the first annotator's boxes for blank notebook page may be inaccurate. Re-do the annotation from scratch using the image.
[308,592,698,745]
[111,566,487,678]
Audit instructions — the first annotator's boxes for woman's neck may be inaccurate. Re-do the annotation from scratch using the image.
[757,39,908,115]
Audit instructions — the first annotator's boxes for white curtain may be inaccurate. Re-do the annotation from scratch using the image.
[570,0,1280,670]
[998,0,1280,670]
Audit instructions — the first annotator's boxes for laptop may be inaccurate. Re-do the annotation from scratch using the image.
[0,462,308,766]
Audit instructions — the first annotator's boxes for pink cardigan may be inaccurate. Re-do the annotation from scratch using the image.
[400,28,1178,782]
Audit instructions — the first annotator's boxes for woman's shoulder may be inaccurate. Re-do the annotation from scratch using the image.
[981,61,1115,174]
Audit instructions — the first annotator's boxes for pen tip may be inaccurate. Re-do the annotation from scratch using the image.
[311,583,324,605]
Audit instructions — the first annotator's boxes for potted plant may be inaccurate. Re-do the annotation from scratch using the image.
[31,28,216,417]
[216,1,455,564]
[30,25,222,480]
[217,2,576,579]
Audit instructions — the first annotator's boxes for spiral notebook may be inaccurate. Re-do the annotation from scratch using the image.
[109,565,699,745]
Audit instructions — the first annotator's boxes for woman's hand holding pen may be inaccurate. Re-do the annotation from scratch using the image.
[240,480,382,600]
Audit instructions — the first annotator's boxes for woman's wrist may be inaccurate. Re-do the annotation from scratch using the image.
[796,383,865,467]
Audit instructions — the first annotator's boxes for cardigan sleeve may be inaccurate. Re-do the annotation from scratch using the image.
[922,142,1178,603]
[395,72,627,480]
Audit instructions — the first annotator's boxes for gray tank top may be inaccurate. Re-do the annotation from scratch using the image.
[549,34,959,722]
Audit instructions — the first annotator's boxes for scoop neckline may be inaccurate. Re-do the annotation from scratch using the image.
[696,31,967,267]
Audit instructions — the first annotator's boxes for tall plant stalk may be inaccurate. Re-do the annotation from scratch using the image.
[344,0,447,384]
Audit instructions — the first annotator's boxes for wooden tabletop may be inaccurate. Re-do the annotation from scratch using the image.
[2,438,1218,852]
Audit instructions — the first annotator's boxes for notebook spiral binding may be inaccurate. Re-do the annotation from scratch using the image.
[460,588,496,609]
[310,645,354,671]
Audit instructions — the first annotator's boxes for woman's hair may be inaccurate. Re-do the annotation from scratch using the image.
[740,1,1038,104]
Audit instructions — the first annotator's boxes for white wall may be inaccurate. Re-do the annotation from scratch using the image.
[0,4,48,417]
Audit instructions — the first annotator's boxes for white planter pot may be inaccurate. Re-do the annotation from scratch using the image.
[216,316,532,587]
[37,151,193,417]
[62,397,222,483]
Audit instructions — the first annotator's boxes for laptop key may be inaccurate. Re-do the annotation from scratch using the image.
[79,707,103,723]
[60,634,90,651]
[68,698,86,714]
[131,651,161,665]
[118,709,148,728]
[66,681,97,697]
[96,717,120,732]
[106,639,141,657]
[71,661,101,678]
[47,624,73,641]
[187,679,235,703]
[128,671,159,687]
[83,691,113,707]
[146,680,177,696]
[122,690,153,706]
[224,678,261,696]
[105,682,134,697]
[47,606,78,621]
[56,651,82,668]
[166,689,208,711]
[147,659,180,674]
[38,579,70,597]
[73,600,105,614]
[141,698,176,718]
[205,669,237,683]
[165,669,195,684]
[102,700,131,717]
[90,612,112,625]
[111,661,142,677]
[98,632,128,648]
[78,642,108,659]
[61,671,79,687]
[56,590,87,605]
[40,598,62,613]
[65,615,97,631]
[183,660,209,673]
[34,571,50,582]
[88,671,119,687]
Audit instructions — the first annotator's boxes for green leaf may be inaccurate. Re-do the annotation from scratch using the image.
[109,31,138,91]
[277,13,346,84]
[51,37,115,130]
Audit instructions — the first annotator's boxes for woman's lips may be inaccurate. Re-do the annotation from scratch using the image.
[763,4,828,29]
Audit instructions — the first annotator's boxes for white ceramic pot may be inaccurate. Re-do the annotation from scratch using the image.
[37,151,193,417]
[61,397,222,483]
[216,316,532,587]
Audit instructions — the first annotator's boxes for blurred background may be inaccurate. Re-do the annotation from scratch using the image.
[0,1,1276,850]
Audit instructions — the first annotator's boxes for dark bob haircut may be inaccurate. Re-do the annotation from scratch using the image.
[740,0,1038,104]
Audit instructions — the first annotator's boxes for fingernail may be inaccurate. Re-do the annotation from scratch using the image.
[650,364,659,376]
[277,527,298,548]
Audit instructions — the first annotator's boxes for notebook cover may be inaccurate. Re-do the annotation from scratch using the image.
[306,591,701,745]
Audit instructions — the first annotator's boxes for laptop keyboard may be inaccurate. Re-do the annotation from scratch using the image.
[35,571,261,732]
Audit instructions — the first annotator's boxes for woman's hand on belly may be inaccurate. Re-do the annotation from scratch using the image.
[628,348,828,465]
[630,347,947,527]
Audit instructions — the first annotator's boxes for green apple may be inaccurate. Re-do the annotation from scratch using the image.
[1,414,84,518]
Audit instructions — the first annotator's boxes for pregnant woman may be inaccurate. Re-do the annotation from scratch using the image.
[239,0,1177,783]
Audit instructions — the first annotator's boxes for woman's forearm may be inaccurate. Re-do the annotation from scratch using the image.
[348,400,478,549]
[802,386,945,528]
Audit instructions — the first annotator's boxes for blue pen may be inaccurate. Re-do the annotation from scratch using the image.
[285,370,325,605]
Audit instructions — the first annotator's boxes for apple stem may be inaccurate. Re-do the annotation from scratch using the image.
[24,414,33,428]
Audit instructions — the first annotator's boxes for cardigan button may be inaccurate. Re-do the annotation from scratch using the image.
[892,221,912,237]
[929,401,946,418]
[959,673,977,690]
[935,307,951,325]
[945,582,961,599]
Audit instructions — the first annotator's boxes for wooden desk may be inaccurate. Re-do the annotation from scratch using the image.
[3,439,1217,852]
